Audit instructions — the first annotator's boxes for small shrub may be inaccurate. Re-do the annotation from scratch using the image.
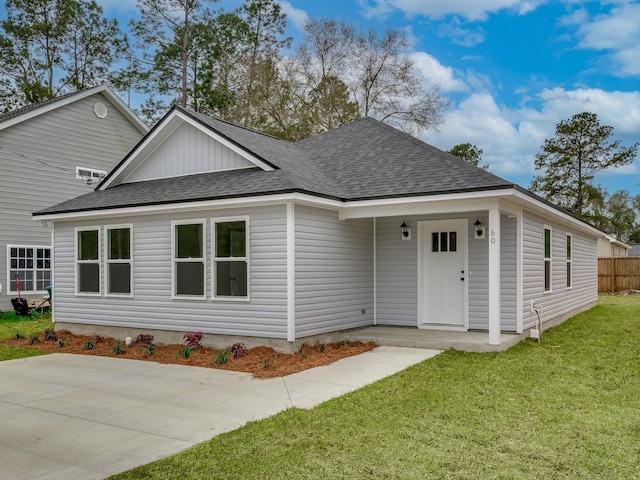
[135,333,155,345]
[58,338,66,348]
[183,331,204,350]
[300,353,308,360]
[262,359,272,369]
[93,335,105,344]
[44,328,57,341]
[29,334,39,345]
[84,340,95,350]
[215,349,229,365]
[14,331,25,340]
[319,344,325,353]
[179,345,191,358]
[230,342,246,359]
[145,343,155,356]
[112,343,125,355]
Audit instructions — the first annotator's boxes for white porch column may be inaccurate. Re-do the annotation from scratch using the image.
[286,202,295,342]
[488,207,501,345]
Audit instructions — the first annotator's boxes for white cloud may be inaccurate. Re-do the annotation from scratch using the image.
[279,1,309,31]
[429,87,640,186]
[571,3,640,77]
[360,0,547,21]
[409,52,469,93]
[438,18,486,46]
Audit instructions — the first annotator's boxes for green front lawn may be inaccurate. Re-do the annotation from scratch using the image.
[0,311,52,361]
[112,294,640,479]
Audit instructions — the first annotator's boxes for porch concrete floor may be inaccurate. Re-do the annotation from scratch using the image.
[341,326,527,353]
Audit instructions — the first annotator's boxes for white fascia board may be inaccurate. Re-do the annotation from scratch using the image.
[98,87,149,134]
[34,192,342,223]
[100,110,274,190]
[174,111,275,172]
[338,190,514,220]
[509,190,604,238]
[340,188,604,239]
[0,86,148,134]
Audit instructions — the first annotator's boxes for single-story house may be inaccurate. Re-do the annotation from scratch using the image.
[34,107,603,351]
[597,234,630,258]
[0,86,148,310]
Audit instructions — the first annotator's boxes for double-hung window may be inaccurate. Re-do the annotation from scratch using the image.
[76,228,101,294]
[172,220,205,298]
[544,226,552,293]
[8,246,51,293]
[566,234,572,289]
[213,217,249,299]
[106,226,132,295]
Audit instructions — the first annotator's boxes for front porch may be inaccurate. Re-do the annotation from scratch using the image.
[341,326,528,353]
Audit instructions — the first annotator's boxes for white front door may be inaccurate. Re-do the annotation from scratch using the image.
[419,219,467,329]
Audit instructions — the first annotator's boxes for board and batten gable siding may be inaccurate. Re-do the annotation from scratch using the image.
[123,122,255,183]
[376,214,517,331]
[294,205,374,337]
[0,93,144,307]
[52,205,289,338]
[522,210,597,330]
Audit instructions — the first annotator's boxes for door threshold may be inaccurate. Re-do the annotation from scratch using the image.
[418,324,467,332]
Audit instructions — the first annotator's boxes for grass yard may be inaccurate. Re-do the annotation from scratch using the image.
[112,294,640,480]
[0,311,52,361]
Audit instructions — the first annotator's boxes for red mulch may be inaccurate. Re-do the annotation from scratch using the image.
[3,330,376,378]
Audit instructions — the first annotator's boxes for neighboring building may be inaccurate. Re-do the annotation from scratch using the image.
[35,107,604,351]
[628,245,640,257]
[0,86,148,310]
[597,235,630,258]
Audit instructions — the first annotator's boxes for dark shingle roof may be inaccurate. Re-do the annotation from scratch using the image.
[35,107,516,216]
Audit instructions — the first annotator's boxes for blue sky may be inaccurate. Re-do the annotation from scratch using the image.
[4,0,640,197]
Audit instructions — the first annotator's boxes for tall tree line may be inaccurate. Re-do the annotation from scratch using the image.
[0,0,448,140]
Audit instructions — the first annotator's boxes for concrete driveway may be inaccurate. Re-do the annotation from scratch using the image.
[0,347,439,479]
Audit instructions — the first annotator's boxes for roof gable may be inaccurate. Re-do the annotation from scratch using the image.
[100,108,277,189]
[0,85,148,134]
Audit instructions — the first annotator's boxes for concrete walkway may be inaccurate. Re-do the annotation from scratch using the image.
[0,347,440,480]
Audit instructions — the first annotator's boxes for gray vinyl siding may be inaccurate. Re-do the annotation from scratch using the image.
[0,93,144,309]
[522,210,598,330]
[375,216,419,326]
[295,206,374,337]
[52,205,289,338]
[124,122,254,183]
[500,216,518,331]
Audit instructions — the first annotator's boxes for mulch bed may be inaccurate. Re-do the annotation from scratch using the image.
[3,330,376,378]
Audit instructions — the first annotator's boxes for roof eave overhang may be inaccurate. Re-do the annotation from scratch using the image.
[0,85,148,134]
[339,186,605,238]
[35,185,605,239]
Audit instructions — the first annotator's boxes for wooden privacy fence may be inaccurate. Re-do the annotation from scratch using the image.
[598,257,640,292]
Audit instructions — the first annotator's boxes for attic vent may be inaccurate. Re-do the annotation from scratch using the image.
[93,102,108,118]
[76,166,107,185]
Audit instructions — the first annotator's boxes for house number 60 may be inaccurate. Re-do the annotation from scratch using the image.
[490,230,496,244]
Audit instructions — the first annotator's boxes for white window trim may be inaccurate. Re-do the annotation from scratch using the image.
[104,224,134,298]
[543,225,552,294]
[75,226,102,296]
[171,219,206,300]
[6,244,52,294]
[212,215,250,302]
[566,234,572,290]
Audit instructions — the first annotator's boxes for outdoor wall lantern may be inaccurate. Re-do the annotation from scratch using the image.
[474,217,486,239]
[401,221,411,240]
